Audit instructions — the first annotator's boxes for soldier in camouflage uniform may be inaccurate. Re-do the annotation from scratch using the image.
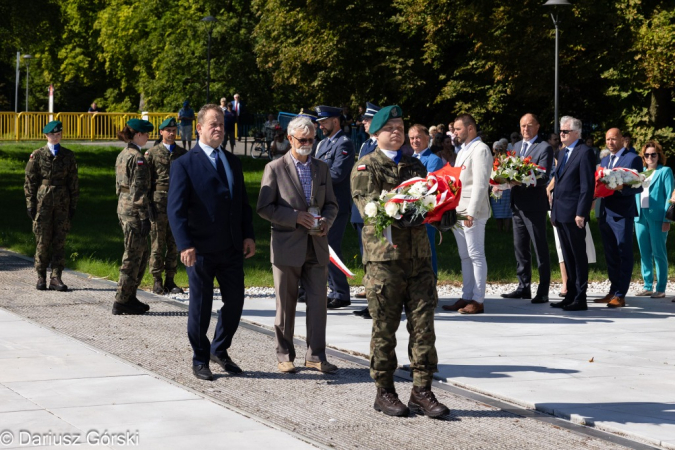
[351,106,449,418]
[24,121,79,291]
[144,117,187,295]
[113,118,155,315]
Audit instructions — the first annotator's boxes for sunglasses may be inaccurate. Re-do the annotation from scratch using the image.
[644,153,658,158]
[559,130,574,135]
[291,136,315,145]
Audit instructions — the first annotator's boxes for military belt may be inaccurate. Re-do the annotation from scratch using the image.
[154,185,169,191]
[119,186,130,193]
[41,180,66,186]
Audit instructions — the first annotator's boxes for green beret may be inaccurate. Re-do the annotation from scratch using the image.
[369,105,403,135]
[127,118,154,133]
[159,117,177,130]
[43,120,62,134]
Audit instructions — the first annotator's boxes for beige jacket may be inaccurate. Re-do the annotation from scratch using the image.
[454,139,492,219]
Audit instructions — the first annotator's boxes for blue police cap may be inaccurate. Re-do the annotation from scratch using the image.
[297,108,318,122]
[314,105,342,121]
[362,102,381,119]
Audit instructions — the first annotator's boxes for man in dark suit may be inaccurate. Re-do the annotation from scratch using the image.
[594,128,643,308]
[501,114,554,304]
[549,116,596,311]
[314,105,355,309]
[167,104,256,381]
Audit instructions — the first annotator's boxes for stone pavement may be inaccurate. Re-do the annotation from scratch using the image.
[0,250,644,450]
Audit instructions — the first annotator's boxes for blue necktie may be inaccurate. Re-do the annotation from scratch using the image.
[610,154,617,168]
[521,142,528,157]
[393,150,402,164]
[52,144,60,156]
[557,149,569,174]
[212,150,229,187]
[168,144,175,153]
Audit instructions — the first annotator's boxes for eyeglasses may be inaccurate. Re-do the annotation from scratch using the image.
[559,130,574,135]
[291,136,314,145]
[644,153,658,159]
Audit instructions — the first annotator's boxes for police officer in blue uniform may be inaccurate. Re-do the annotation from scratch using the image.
[314,105,355,308]
[351,102,380,318]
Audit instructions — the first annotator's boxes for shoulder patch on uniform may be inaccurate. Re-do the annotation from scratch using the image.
[342,150,349,155]
[357,165,367,171]
[29,153,34,159]
[137,159,144,165]
[144,151,149,157]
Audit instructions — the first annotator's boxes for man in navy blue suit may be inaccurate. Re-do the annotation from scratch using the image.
[167,104,256,381]
[549,116,596,311]
[314,105,355,309]
[594,128,643,308]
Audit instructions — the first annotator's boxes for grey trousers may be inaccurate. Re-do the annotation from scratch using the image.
[272,239,328,363]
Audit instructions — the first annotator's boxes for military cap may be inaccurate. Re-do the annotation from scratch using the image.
[127,118,154,133]
[42,120,62,134]
[159,117,177,130]
[298,108,318,122]
[369,105,403,135]
[314,105,342,121]
[362,102,381,120]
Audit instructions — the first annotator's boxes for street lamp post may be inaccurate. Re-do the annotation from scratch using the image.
[23,54,33,112]
[543,0,571,134]
[201,16,217,104]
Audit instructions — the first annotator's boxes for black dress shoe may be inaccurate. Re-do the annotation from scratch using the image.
[550,299,573,308]
[353,307,369,316]
[192,364,213,381]
[49,277,68,292]
[531,295,549,304]
[210,353,243,374]
[501,289,531,299]
[112,300,147,315]
[563,302,588,311]
[327,298,351,309]
[361,309,372,319]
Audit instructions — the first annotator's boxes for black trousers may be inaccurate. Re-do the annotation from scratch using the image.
[186,246,245,366]
[512,208,551,295]
[555,221,589,304]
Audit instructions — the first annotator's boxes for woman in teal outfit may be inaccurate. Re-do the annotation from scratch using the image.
[634,141,673,298]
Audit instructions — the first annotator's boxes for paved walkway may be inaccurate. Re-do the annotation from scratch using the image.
[233,289,675,449]
[0,249,640,450]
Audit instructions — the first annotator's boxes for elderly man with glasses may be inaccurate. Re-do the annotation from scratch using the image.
[257,116,340,374]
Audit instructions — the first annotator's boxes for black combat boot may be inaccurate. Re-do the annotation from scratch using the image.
[164,276,184,294]
[36,274,47,290]
[131,296,150,312]
[408,386,450,418]
[374,387,409,417]
[49,276,68,292]
[153,277,165,295]
[112,300,147,315]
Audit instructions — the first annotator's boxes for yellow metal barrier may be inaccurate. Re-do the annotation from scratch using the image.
[0,112,17,141]
[0,112,193,141]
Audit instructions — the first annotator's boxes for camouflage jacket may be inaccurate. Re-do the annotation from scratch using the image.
[144,143,187,206]
[115,144,150,220]
[350,148,431,263]
[24,145,79,210]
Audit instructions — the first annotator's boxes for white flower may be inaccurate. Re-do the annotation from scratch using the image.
[379,190,389,200]
[422,195,437,209]
[399,201,408,213]
[384,202,400,218]
[522,174,536,187]
[364,202,378,218]
[408,182,428,197]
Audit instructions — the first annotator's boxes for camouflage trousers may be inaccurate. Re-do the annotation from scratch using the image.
[33,200,70,278]
[149,211,178,278]
[116,215,149,304]
[364,258,438,388]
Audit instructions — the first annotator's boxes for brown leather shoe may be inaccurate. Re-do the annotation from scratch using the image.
[355,291,367,299]
[49,277,68,292]
[374,388,409,417]
[607,296,626,308]
[459,301,484,314]
[594,293,614,303]
[408,386,449,418]
[36,276,47,290]
[442,299,470,311]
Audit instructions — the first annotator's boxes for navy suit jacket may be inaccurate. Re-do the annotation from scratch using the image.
[551,141,596,224]
[599,149,643,219]
[167,144,255,254]
[315,130,355,215]
[511,137,554,212]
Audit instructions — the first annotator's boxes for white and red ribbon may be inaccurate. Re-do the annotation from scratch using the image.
[329,245,355,278]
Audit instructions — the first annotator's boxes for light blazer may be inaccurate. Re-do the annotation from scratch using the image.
[257,152,339,267]
[455,139,492,219]
[511,137,554,211]
[635,164,674,223]
[599,149,643,219]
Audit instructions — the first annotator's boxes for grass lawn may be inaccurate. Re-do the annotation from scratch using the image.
[0,142,658,288]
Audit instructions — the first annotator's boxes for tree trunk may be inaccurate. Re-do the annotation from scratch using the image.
[649,87,673,129]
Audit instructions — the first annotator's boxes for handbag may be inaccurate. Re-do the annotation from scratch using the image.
[666,203,675,222]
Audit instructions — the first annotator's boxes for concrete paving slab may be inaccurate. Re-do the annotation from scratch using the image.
[0,385,41,413]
